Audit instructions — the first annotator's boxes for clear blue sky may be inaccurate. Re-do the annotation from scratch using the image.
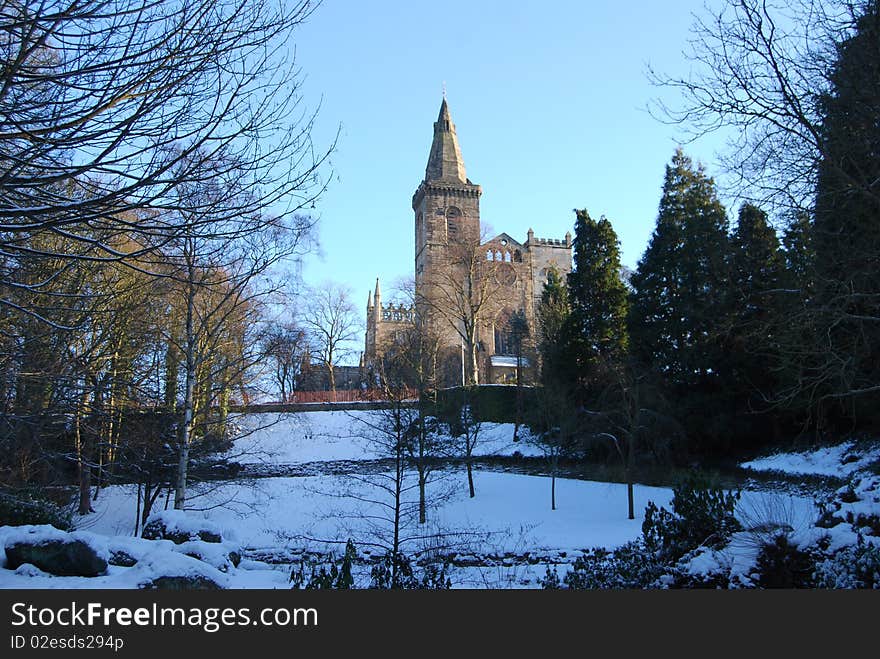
[290,0,731,325]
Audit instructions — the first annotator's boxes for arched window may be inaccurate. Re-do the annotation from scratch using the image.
[446,206,462,241]
[494,316,514,356]
[514,250,522,263]
[495,250,502,261]
[487,250,493,261]
[504,251,511,262]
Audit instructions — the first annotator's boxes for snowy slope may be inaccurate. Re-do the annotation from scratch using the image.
[740,441,880,477]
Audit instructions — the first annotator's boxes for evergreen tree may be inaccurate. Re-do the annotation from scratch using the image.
[809,3,880,423]
[628,149,730,389]
[725,203,787,437]
[536,266,572,386]
[565,209,629,385]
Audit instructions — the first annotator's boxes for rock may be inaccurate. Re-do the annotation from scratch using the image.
[109,549,138,568]
[5,539,107,577]
[141,511,223,545]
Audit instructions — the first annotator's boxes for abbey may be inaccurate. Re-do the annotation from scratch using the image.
[364,99,571,386]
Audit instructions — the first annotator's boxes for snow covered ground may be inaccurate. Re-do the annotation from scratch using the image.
[1,410,874,589]
[739,440,880,477]
[229,410,543,464]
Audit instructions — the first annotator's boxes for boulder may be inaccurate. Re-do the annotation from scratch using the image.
[108,549,138,568]
[5,538,107,577]
[141,510,224,544]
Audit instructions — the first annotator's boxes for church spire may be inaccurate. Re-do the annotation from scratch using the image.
[425,97,467,183]
[374,277,381,307]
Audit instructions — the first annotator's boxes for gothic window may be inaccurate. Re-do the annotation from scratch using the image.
[494,318,515,356]
[446,206,462,241]
[504,251,511,262]
[487,250,493,261]
[514,250,522,263]
[495,250,502,261]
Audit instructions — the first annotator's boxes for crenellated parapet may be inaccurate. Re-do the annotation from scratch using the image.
[379,303,415,323]
[525,228,572,248]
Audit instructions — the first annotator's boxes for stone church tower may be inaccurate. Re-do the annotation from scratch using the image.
[364,98,572,386]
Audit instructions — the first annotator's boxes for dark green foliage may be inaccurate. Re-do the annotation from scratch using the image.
[543,541,664,589]
[755,534,816,588]
[289,540,357,590]
[565,209,629,385]
[629,149,730,389]
[808,3,880,426]
[0,488,72,530]
[642,474,741,562]
[628,150,738,454]
[430,385,538,425]
[536,266,573,387]
[721,203,789,443]
[369,552,451,590]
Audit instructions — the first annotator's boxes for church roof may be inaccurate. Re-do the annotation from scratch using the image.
[425,98,467,183]
[483,232,523,247]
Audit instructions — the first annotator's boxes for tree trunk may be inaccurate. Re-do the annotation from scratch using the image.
[627,480,634,520]
[513,354,523,441]
[175,274,197,510]
[134,483,142,537]
[165,340,179,411]
[551,472,556,511]
[328,362,336,394]
[175,363,194,509]
[218,382,231,439]
[419,472,427,524]
[466,456,475,498]
[468,340,480,386]
[75,390,93,515]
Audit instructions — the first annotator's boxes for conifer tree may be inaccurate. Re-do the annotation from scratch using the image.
[725,204,787,429]
[536,266,571,386]
[808,3,880,421]
[628,150,730,389]
[565,209,629,385]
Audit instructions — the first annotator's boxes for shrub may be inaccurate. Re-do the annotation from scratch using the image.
[754,534,815,588]
[814,540,880,589]
[0,489,73,530]
[290,540,356,590]
[369,551,451,590]
[642,474,740,562]
[541,541,663,590]
[430,385,538,425]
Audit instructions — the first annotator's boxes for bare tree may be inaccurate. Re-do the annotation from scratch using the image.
[648,0,867,212]
[0,0,332,321]
[528,384,579,511]
[301,282,360,394]
[375,285,447,523]
[418,229,506,385]
[444,387,483,499]
[154,150,314,510]
[262,322,307,402]
[584,361,681,520]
